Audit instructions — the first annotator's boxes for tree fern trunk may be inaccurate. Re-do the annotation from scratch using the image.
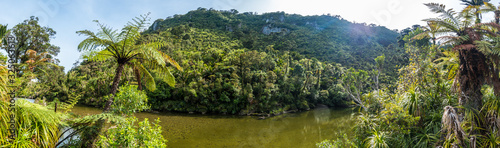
[492,68,500,96]
[457,48,486,139]
[458,48,485,111]
[90,63,125,147]
[134,66,142,90]
[104,63,125,112]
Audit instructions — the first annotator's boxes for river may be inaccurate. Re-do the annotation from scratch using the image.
[71,105,356,147]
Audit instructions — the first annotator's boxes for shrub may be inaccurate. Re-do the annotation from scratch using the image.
[96,117,167,147]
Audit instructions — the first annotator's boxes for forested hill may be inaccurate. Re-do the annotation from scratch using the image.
[72,8,408,114]
[146,8,403,70]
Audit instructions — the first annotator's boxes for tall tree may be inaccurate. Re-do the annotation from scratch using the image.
[341,68,369,111]
[8,17,60,70]
[77,14,182,145]
[423,3,500,146]
[77,13,182,111]
[424,3,492,112]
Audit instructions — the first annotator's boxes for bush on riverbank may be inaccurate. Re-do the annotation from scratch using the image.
[96,117,167,147]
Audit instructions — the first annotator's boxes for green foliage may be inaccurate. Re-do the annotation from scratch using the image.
[68,60,116,107]
[110,84,150,116]
[316,133,357,148]
[146,8,405,74]
[72,9,405,115]
[365,130,390,148]
[341,68,370,111]
[7,16,60,75]
[125,27,351,114]
[0,99,65,147]
[77,13,182,91]
[0,24,7,45]
[339,42,456,147]
[96,117,167,148]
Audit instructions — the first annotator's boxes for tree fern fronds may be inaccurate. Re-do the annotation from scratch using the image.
[134,62,156,91]
[160,51,182,71]
[154,66,175,87]
[72,113,125,125]
[425,3,460,26]
[475,40,496,56]
[423,19,459,32]
[81,50,113,62]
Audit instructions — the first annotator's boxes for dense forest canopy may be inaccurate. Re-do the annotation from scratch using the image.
[146,8,404,70]
[63,8,408,115]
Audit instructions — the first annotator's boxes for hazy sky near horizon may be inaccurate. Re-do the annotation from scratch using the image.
[0,0,498,72]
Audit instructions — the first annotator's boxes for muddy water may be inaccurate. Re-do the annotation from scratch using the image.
[71,105,356,147]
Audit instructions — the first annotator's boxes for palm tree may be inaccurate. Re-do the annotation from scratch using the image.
[77,13,182,112]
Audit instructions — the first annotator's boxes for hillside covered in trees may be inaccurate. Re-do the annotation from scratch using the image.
[67,9,407,115]
[147,8,404,70]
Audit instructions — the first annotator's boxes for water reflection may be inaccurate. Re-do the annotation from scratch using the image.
[71,105,356,147]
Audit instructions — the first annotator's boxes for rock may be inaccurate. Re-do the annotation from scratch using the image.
[262,24,289,35]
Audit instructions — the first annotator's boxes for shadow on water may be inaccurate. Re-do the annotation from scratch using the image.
[71,105,358,147]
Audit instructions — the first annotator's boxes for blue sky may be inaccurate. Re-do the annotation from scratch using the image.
[0,0,495,72]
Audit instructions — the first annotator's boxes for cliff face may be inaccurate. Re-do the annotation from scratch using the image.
[262,24,289,35]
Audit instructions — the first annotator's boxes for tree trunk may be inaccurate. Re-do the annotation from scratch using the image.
[495,10,500,25]
[89,62,125,147]
[104,63,125,112]
[457,48,486,139]
[458,48,485,111]
[134,67,142,90]
[492,68,500,96]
